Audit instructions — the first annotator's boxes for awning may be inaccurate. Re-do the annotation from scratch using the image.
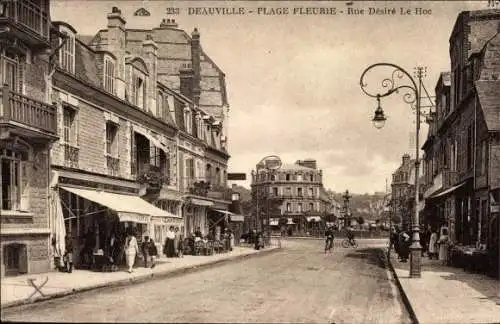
[132,124,168,153]
[60,186,179,224]
[188,198,214,207]
[306,216,321,222]
[213,209,234,216]
[429,181,466,200]
[229,215,244,222]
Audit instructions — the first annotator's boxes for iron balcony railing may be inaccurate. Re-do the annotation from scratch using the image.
[0,86,57,134]
[0,0,50,40]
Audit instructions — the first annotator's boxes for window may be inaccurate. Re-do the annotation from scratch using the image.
[160,150,170,185]
[480,140,487,175]
[309,203,314,211]
[286,174,290,181]
[63,107,77,145]
[286,203,291,212]
[104,58,115,93]
[186,158,195,186]
[150,144,161,167]
[272,187,278,196]
[310,174,314,182]
[60,31,75,73]
[270,174,276,181]
[285,187,291,196]
[1,147,29,211]
[215,167,221,186]
[297,203,302,213]
[2,55,19,92]
[132,75,145,109]
[309,188,314,197]
[297,188,303,197]
[105,122,118,157]
[467,125,473,169]
[297,174,303,181]
[156,91,163,119]
[184,108,192,134]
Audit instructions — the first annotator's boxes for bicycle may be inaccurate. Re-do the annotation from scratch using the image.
[324,238,334,253]
[341,238,358,248]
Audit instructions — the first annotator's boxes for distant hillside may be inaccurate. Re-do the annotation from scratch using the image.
[329,191,389,222]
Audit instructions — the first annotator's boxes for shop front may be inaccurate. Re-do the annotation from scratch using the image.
[56,185,178,269]
[183,197,213,236]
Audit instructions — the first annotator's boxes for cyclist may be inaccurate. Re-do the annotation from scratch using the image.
[324,226,334,253]
[346,227,356,246]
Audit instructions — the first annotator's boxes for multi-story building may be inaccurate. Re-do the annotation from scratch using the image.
[0,0,57,277]
[250,159,331,235]
[422,9,500,251]
[390,154,415,231]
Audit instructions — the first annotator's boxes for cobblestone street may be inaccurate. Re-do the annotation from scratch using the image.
[2,239,410,323]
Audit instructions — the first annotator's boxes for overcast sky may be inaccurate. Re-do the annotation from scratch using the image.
[51,0,490,194]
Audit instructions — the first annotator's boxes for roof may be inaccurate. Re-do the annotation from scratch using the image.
[476,80,500,131]
[279,163,316,171]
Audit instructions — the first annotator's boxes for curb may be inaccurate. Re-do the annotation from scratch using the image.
[1,247,280,310]
[381,249,419,324]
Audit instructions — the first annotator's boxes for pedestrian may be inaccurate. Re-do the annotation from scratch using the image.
[64,235,73,273]
[229,229,235,252]
[399,230,411,262]
[141,236,151,268]
[173,227,181,257]
[438,226,449,264]
[420,225,430,257]
[149,238,158,268]
[124,228,139,273]
[428,227,438,260]
[194,227,202,239]
[164,226,176,258]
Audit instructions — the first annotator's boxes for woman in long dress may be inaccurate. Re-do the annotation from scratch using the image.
[438,226,449,264]
[164,226,176,258]
[124,229,139,273]
[428,228,438,260]
[173,227,180,257]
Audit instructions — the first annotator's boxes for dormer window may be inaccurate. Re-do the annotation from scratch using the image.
[133,74,145,109]
[60,30,75,74]
[104,57,115,94]
[156,91,163,119]
[184,107,192,134]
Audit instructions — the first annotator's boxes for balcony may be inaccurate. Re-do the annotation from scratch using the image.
[0,86,57,140]
[106,156,120,177]
[62,143,79,168]
[0,0,51,48]
[136,164,168,192]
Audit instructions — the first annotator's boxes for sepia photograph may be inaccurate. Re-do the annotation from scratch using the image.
[0,0,499,323]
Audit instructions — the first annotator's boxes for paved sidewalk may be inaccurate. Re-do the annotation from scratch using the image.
[388,250,500,324]
[1,246,278,309]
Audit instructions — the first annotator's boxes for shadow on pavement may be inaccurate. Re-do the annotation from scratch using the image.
[391,253,499,303]
[344,248,386,269]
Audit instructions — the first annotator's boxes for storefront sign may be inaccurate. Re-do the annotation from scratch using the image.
[152,217,183,225]
[119,213,150,224]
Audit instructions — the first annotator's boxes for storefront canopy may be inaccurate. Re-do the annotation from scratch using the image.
[306,216,322,222]
[213,209,234,216]
[60,186,179,224]
[429,181,466,200]
[189,198,214,207]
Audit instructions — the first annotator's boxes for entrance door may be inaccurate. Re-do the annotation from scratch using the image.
[4,243,28,276]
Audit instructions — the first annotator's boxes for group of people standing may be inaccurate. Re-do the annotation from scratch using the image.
[390,225,450,264]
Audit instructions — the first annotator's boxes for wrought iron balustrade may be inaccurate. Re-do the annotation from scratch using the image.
[0,0,50,40]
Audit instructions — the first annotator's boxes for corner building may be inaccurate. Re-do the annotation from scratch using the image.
[251,159,331,235]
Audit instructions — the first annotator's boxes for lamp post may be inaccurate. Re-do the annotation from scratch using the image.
[342,190,352,228]
[359,63,424,278]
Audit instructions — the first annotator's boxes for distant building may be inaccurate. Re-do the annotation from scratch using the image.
[250,159,331,235]
[390,154,415,231]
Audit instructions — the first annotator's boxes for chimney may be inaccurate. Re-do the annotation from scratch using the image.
[191,28,201,105]
[107,7,126,29]
[142,35,158,113]
[159,18,179,28]
[179,64,194,99]
[402,154,411,165]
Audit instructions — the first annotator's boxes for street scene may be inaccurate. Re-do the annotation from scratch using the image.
[1,0,499,323]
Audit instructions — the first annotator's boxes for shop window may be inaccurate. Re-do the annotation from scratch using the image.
[4,243,28,276]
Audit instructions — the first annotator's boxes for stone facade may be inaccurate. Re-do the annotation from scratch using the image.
[0,0,55,277]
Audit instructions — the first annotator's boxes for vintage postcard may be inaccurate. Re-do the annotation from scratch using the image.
[1,0,499,323]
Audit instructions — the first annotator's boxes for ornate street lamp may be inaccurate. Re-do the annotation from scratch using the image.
[342,190,352,228]
[359,63,424,278]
